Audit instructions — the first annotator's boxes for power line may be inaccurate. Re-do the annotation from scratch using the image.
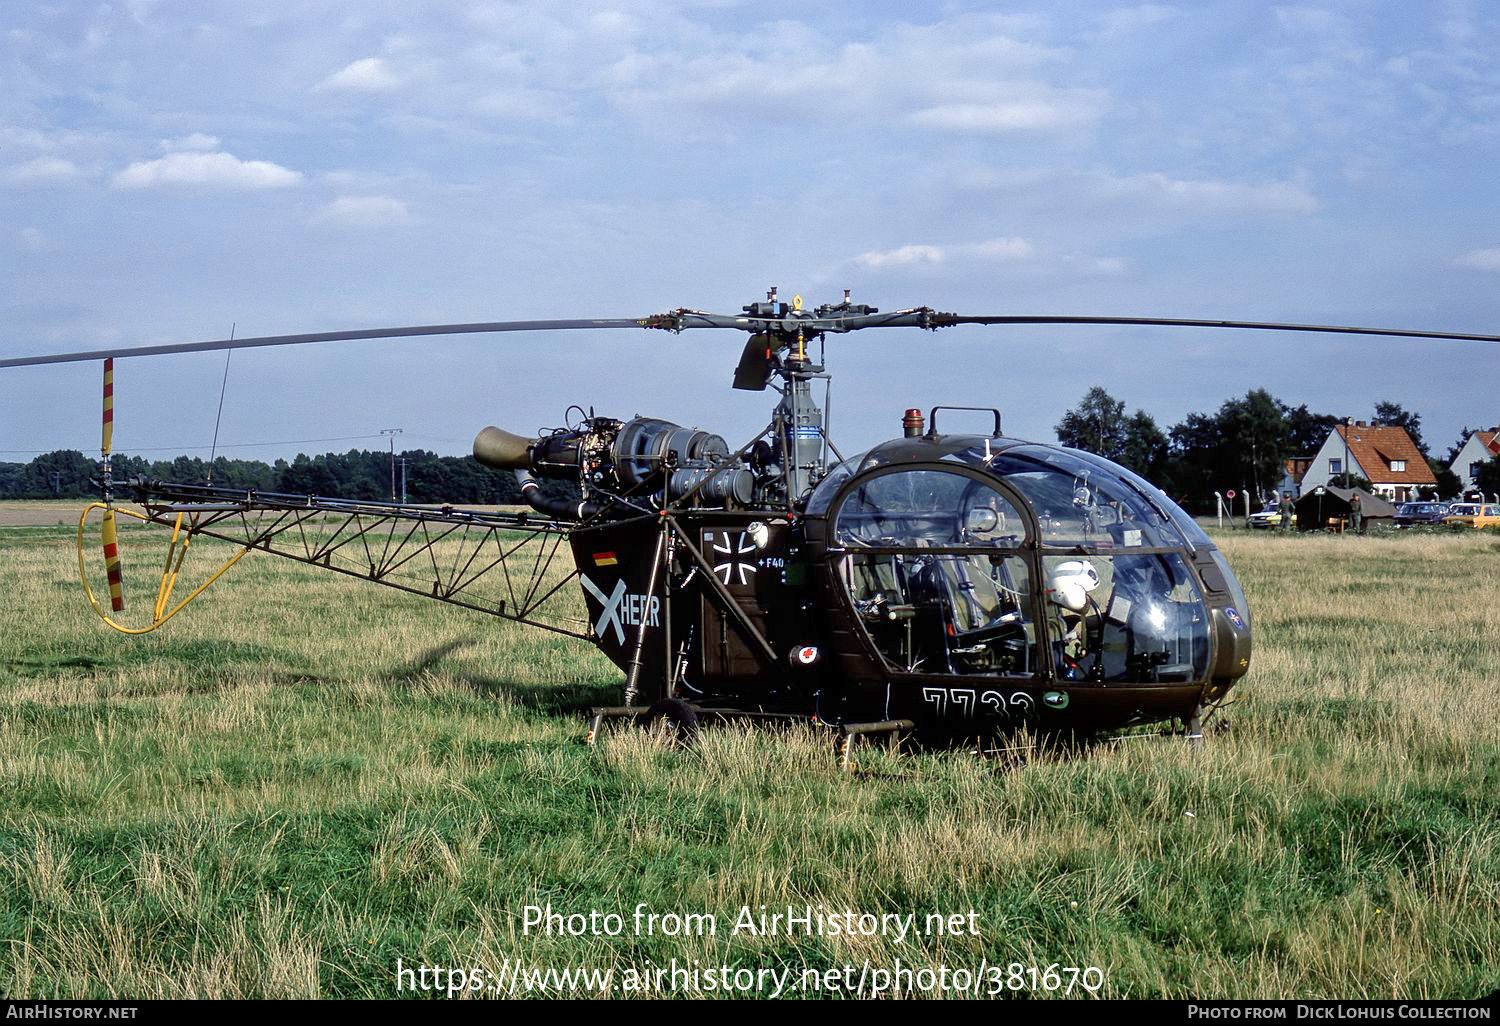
[381,427,403,502]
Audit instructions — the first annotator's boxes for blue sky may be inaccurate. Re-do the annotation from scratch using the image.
[2,1,1497,467]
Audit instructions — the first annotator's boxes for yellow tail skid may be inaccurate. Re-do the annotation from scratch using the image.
[76,502,254,635]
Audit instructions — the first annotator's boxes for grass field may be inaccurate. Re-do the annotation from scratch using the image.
[1,510,1497,999]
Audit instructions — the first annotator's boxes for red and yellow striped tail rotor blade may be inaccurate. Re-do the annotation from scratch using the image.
[101,507,125,612]
[101,357,122,610]
[102,357,115,456]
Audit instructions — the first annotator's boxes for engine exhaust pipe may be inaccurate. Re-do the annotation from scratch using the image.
[514,470,601,522]
[474,425,601,520]
[473,425,534,470]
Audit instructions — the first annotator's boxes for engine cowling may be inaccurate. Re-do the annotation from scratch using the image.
[473,415,755,509]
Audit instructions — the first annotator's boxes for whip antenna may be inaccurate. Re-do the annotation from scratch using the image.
[207,324,234,484]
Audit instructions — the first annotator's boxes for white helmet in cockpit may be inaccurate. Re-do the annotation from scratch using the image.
[1046,559,1101,612]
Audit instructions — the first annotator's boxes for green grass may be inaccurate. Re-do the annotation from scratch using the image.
[0,518,1497,998]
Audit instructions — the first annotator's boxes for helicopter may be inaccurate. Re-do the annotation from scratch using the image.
[4,291,1497,763]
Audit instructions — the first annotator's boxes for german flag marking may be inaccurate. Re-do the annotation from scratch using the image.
[592,551,618,566]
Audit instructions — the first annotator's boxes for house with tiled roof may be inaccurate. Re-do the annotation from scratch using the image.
[1277,455,1314,498]
[1298,421,1437,503]
[1450,428,1499,493]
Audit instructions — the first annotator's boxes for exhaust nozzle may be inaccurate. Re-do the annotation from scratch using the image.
[473,425,535,470]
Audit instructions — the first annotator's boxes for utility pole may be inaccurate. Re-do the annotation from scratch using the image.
[380,428,403,502]
[1251,436,1259,503]
[398,457,408,504]
[1350,420,1362,495]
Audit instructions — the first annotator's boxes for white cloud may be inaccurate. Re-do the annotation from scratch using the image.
[161,133,220,151]
[852,237,1129,280]
[1087,172,1320,215]
[1094,5,1176,37]
[16,227,53,251]
[3,156,80,185]
[949,167,1321,222]
[854,244,946,269]
[317,57,402,92]
[910,92,1108,134]
[1454,248,1500,273]
[113,151,302,189]
[600,16,1085,134]
[966,237,1036,261]
[855,237,1034,269]
[472,88,573,121]
[1273,7,1349,34]
[313,195,413,227]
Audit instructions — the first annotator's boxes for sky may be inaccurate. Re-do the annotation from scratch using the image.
[2,0,1497,469]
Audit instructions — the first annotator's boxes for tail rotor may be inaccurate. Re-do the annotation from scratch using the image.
[100,358,125,612]
[78,358,255,634]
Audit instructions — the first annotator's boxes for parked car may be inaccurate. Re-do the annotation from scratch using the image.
[1394,501,1451,528]
[1441,503,1500,529]
[1247,503,1295,530]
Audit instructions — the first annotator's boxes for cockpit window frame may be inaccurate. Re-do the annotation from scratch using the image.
[829,462,1036,552]
[825,462,1047,683]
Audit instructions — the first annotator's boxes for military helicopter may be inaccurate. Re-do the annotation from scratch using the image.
[4,292,1496,762]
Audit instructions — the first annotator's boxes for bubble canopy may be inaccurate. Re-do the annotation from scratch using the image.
[805,437,1226,683]
[806,437,1212,553]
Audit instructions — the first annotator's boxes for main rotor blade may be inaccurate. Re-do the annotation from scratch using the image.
[6,306,1496,368]
[927,313,1500,344]
[660,306,1500,342]
[0,317,650,369]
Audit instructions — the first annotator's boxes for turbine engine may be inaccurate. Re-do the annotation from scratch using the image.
[474,414,756,519]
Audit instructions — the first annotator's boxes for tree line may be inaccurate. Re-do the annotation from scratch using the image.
[0,448,579,506]
[1054,386,1491,510]
[5,392,1495,511]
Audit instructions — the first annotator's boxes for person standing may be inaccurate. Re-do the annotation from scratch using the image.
[1349,492,1363,535]
[1278,491,1294,532]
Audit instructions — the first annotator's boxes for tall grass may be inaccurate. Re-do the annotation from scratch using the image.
[0,520,1496,998]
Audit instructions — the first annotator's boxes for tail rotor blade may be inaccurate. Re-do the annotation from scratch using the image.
[100,357,123,611]
[101,507,124,612]
[102,357,114,456]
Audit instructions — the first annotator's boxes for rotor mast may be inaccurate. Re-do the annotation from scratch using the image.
[753,288,831,503]
[725,287,877,504]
